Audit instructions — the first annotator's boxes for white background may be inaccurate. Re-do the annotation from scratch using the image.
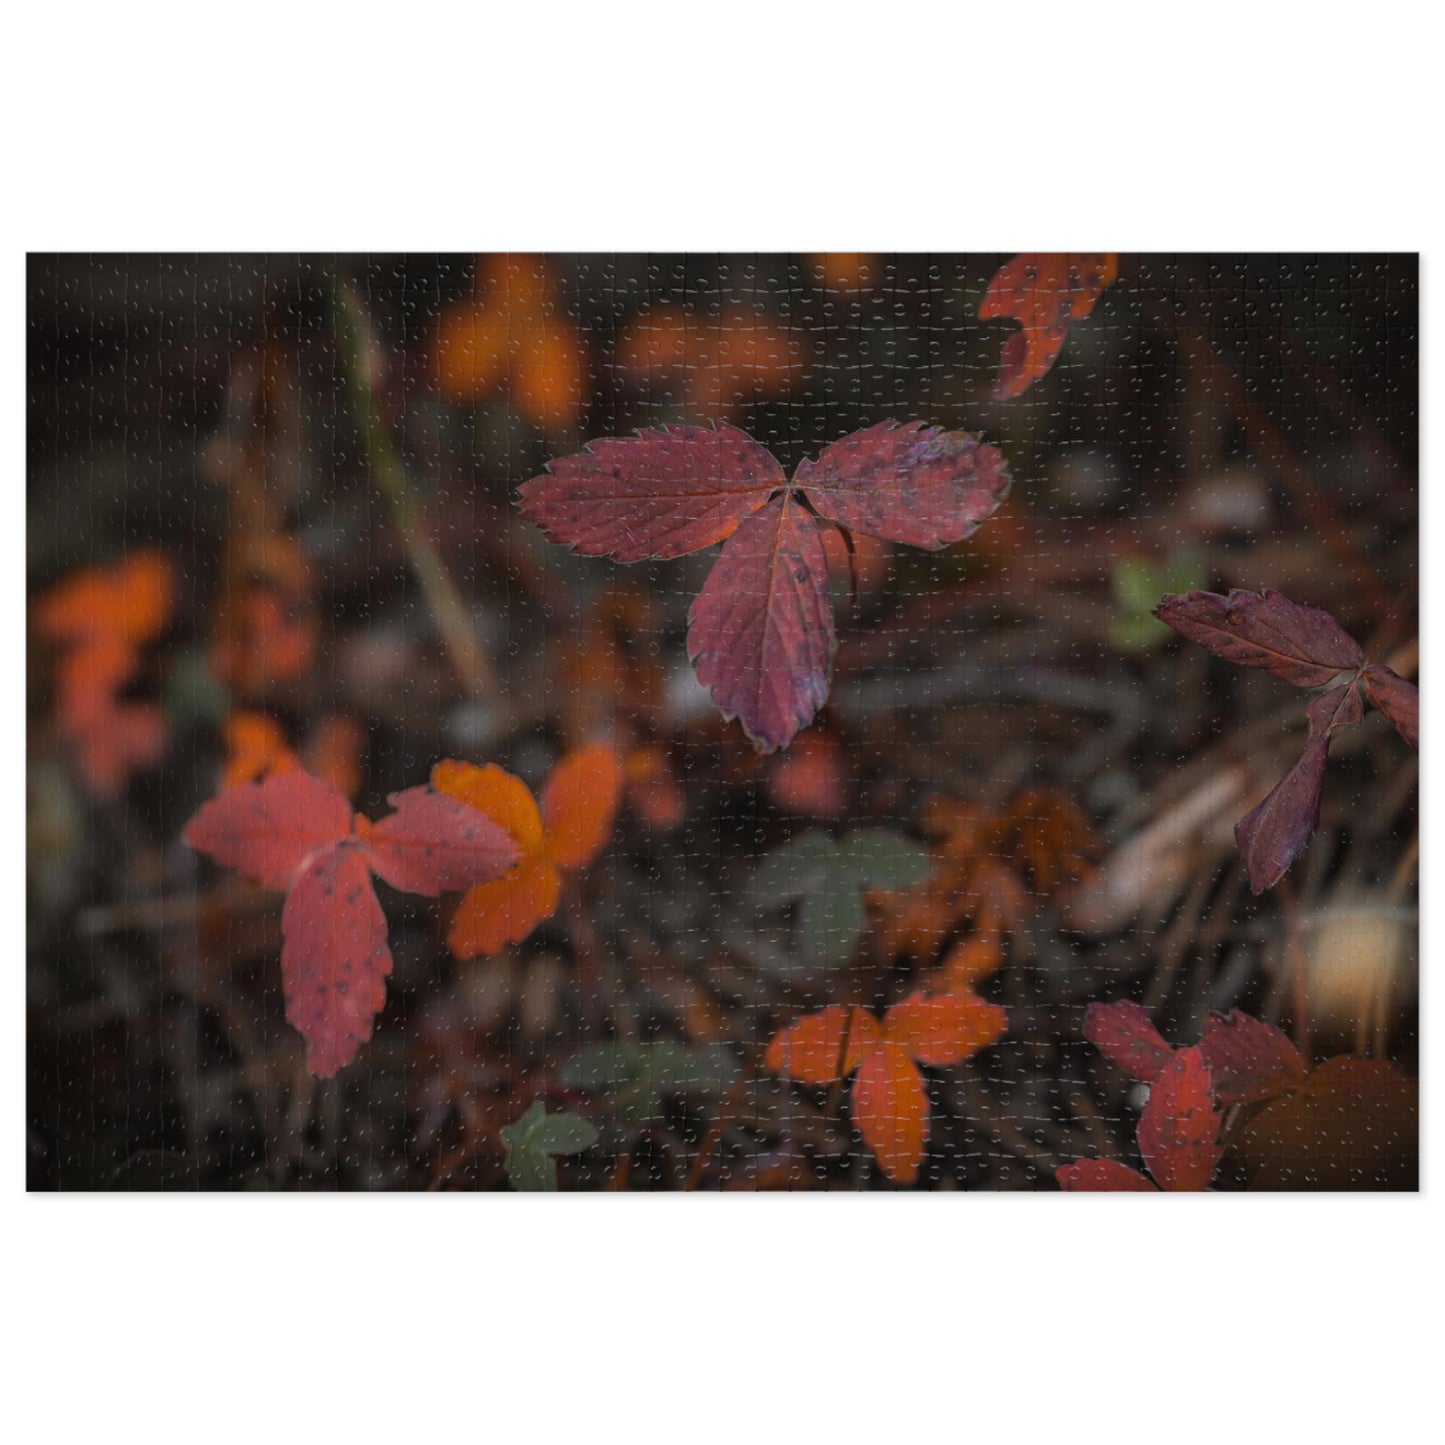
[5,3,1437,1441]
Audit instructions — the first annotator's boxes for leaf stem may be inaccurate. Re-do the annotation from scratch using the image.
[330,273,500,701]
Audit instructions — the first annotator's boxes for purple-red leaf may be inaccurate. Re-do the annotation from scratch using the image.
[1235,733,1329,895]
[1154,588,1363,689]
[280,842,391,1078]
[1056,1158,1157,1191]
[1137,1046,1223,1191]
[516,422,784,562]
[366,786,521,897]
[1235,683,1362,893]
[793,421,1012,549]
[1083,1000,1174,1084]
[1198,1010,1306,1106]
[688,490,835,752]
[1363,664,1418,749]
[183,771,353,890]
[520,419,1010,751]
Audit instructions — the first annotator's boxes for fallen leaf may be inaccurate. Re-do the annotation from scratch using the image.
[1237,1057,1417,1190]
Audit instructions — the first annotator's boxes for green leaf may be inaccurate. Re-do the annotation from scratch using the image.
[499,1099,549,1150]
[753,828,927,967]
[531,1113,600,1155]
[504,1144,557,1192]
[749,832,838,908]
[500,1103,598,1190]
[1110,552,1206,652]
[561,1042,736,1122]
[836,828,930,889]
[798,879,866,967]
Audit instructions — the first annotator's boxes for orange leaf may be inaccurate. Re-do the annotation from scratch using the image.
[541,743,623,871]
[511,323,586,430]
[73,703,168,796]
[34,547,173,646]
[979,253,1118,400]
[432,759,546,856]
[765,1005,883,1085]
[446,855,563,958]
[884,990,1008,1067]
[935,927,1004,993]
[766,729,848,818]
[302,714,366,801]
[433,298,511,400]
[852,1041,930,1184]
[222,712,300,787]
[807,253,877,292]
[624,745,686,831]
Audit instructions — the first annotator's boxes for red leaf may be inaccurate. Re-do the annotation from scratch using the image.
[1083,1000,1174,1083]
[793,421,1012,549]
[1198,1010,1306,1106]
[978,253,1118,400]
[688,490,835,751]
[1136,1046,1222,1191]
[852,1041,930,1184]
[280,842,391,1078]
[517,422,784,562]
[1234,684,1362,894]
[366,786,520,897]
[183,771,353,890]
[1154,588,1363,689]
[1056,1158,1157,1191]
[1363,664,1418,749]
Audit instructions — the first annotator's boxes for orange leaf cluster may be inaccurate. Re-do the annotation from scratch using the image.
[222,711,365,799]
[210,534,318,698]
[432,254,587,431]
[33,549,174,795]
[871,788,1100,965]
[557,583,666,741]
[614,302,802,421]
[979,253,1119,399]
[767,992,1007,1184]
[805,253,878,293]
[434,743,623,957]
[554,585,684,831]
[765,729,848,818]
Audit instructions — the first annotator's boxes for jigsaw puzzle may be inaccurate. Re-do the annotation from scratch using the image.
[26,253,1418,1190]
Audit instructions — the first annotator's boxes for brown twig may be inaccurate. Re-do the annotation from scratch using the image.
[1277,878,1312,1062]
[331,274,501,701]
[684,1043,767,1191]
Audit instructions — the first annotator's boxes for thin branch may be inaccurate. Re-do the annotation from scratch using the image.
[331,273,500,700]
